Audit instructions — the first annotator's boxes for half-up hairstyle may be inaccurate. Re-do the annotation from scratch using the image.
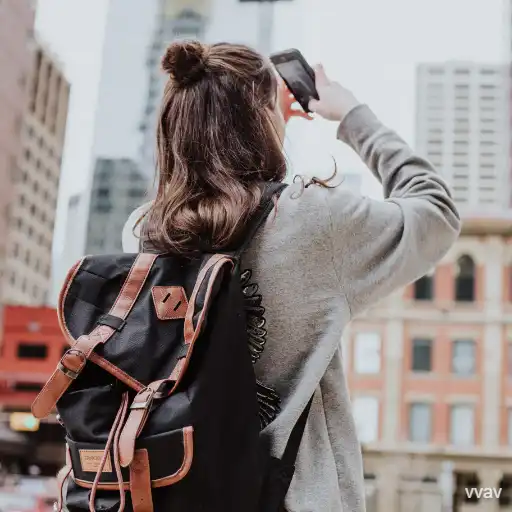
[142,40,286,255]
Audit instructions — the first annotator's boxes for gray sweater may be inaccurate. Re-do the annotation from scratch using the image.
[122,105,460,512]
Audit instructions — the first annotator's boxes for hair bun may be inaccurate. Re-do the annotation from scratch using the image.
[162,41,208,87]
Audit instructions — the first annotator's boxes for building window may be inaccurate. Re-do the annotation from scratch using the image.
[413,273,434,300]
[354,333,381,374]
[352,396,379,443]
[13,383,42,392]
[455,255,475,302]
[452,339,475,376]
[455,473,481,505]
[17,343,48,359]
[450,405,475,445]
[412,338,432,372]
[409,403,432,442]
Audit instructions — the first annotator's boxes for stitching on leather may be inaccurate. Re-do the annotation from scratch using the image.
[151,286,188,320]
[58,257,85,345]
[170,259,232,393]
[110,255,142,314]
[72,426,194,489]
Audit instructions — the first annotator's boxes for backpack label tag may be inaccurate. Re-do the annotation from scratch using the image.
[79,449,112,473]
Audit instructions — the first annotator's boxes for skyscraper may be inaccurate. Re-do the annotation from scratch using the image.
[77,0,158,257]
[0,0,35,300]
[416,62,509,213]
[139,0,211,179]
[3,42,70,305]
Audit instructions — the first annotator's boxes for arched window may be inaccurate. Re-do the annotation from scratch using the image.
[414,271,434,300]
[455,255,475,302]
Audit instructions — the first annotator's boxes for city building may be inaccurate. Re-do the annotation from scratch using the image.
[139,0,211,179]
[2,42,70,306]
[416,62,509,213]
[0,0,35,301]
[50,194,86,305]
[0,306,65,476]
[85,158,147,255]
[346,216,512,512]
[69,0,159,262]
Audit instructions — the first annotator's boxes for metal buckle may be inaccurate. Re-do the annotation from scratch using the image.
[57,362,79,380]
[130,388,155,410]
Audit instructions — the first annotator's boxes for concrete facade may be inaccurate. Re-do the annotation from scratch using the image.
[347,219,512,511]
[0,0,35,300]
[2,43,70,306]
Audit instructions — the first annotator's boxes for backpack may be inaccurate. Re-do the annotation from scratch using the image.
[32,182,312,512]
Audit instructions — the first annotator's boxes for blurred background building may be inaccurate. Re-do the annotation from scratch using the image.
[0,0,36,304]
[85,158,146,254]
[2,43,70,306]
[347,219,512,511]
[416,62,509,213]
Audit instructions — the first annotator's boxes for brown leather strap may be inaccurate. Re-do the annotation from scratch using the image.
[119,382,163,467]
[183,254,226,344]
[89,392,129,512]
[169,256,233,391]
[32,254,157,419]
[130,449,154,512]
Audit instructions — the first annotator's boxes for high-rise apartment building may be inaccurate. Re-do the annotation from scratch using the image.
[0,0,35,300]
[3,43,70,305]
[416,63,509,213]
[85,158,147,255]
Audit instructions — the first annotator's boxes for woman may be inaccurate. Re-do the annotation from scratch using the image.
[123,41,460,511]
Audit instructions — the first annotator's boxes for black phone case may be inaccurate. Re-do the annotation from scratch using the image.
[270,49,319,112]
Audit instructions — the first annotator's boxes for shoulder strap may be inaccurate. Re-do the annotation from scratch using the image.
[234,182,287,258]
[281,396,313,467]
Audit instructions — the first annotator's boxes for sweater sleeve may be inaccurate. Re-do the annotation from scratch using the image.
[326,105,461,318]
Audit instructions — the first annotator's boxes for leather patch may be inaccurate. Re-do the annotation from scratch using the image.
[79,449,112,473]
[152,286,188,320]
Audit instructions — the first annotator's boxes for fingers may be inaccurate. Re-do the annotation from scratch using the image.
[313,63,330,88]
[288,108,313,121]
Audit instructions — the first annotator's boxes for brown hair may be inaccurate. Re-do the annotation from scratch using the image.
[142,41,286,255]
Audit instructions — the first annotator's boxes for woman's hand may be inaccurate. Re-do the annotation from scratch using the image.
[278,80,313,124]
[308,64,361,122]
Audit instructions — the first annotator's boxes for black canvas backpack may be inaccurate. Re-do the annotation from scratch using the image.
[32,183,312,512]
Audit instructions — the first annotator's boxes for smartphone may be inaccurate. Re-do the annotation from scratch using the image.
[270,49,319,113]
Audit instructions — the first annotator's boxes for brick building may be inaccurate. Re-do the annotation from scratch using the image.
[346,217,512,512]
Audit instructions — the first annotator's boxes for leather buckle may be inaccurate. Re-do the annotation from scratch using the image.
[58,349,86,380]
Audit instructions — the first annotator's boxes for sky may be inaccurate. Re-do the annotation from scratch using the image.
[35,0,506,260]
